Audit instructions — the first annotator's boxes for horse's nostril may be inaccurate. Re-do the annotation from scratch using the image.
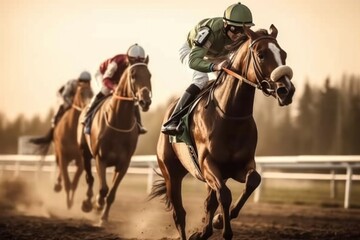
[277,87,288,96]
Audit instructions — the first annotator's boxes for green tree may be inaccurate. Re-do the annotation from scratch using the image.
[295,82,317,154]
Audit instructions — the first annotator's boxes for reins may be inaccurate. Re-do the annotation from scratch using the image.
[72,104,83,111]
[112,62,148,102]
[104,111,137,133]
[221,67,259,89]
[222,35,278,91]
[210,35,277,120]
[106,62,149,132]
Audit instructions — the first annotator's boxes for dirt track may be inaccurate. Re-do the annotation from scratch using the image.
[1,176,360,240]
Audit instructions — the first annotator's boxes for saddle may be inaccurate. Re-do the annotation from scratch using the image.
[168,81,217,181]
[89,95,111,121]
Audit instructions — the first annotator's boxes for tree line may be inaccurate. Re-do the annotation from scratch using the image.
[0,75,359,155]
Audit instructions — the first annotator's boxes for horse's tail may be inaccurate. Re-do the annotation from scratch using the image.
[28,137,52,157]
[148,169,172,211]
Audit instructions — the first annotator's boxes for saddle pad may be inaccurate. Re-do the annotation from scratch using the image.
[171,141,205,182]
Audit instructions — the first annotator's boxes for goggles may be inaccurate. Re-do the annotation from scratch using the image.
[229,25,244,34]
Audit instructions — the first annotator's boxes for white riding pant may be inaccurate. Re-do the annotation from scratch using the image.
[179,42,214,90]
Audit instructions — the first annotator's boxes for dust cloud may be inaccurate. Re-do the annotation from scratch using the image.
[0,173,208,239]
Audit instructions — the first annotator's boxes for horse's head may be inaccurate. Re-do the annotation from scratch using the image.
[117,57,152,112]
[241,24,295,106]
[75,81,93,109]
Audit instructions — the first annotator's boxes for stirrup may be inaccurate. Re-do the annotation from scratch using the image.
[83,118,91,134]
[161,122,182,135]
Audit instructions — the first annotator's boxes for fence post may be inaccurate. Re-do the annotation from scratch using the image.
[253,165,262,203]
[14,160,20,178]
[146,162,154,194]
[344,165,353,209]
[330,170,336,199]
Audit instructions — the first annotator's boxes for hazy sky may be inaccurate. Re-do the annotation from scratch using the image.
[1,0,360,119]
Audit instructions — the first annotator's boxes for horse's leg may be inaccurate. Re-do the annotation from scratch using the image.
[69,156,84,208]
[59,156,72,209]
[170,174,187,239]
[81,145,94,213]
[213,169,261,229]
[96,159,109,212]
[191,185,218,240]
[100,162,129,224]
[202,160,233,240]
[157,157,188,240]
[54,156,62,192]
[230,169,261,219]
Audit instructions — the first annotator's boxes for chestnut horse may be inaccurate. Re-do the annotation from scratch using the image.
[53,81,93,209]
[78,59,152,225]
[149,25,295,240]
[31,81,93,208]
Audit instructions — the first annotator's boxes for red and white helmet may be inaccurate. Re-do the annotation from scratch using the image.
[127,43,145,59]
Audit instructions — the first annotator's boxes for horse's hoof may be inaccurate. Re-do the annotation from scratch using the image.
[97,219,107,227]
[96,203,104,212]
[67,199,74,209]
[54,183,62,192]
[188,232,201,240]
[212,213,223,229]
[81,200,93,213]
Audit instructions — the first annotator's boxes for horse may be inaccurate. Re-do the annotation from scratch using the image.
[78,58,152,225]
[52,81,93,209]
[30,81,93,208]
[149,25,295,240]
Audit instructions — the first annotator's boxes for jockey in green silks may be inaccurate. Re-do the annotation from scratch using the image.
[162,2,255,135]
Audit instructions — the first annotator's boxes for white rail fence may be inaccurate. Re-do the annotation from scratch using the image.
[0,154,359,209]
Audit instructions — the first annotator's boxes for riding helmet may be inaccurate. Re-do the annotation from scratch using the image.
[78,71,91,81]
[223,2,255,27]
[127,44,146,59]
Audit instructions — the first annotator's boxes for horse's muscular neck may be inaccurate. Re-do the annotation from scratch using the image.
[214,41,255,118]
[107,71,136,127]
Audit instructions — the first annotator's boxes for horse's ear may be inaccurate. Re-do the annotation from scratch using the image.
[269,24,278,38]
[243,25,256,40]
[144,55,149,64]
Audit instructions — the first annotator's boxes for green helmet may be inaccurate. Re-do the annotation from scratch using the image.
[223,2,254,27]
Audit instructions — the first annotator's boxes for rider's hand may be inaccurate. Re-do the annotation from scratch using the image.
[213,60,229,71]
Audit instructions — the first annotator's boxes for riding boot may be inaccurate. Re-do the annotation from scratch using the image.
[161,84,200,135]
[134,105,147,134]
[29,105,65,144]
[83,92,105,134]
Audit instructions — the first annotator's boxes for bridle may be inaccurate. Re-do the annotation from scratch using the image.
[223,35,279,97]
[208,35,281,120]
[112,62,149,102]
[105,62,150,132]
[72,83,92,111]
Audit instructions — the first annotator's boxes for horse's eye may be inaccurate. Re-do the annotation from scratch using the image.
[257,52,265,61]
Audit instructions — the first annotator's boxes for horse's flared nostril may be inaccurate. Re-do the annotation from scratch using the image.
[139,99,151,111]
[277,87,288,96]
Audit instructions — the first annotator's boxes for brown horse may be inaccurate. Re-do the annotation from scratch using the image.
[149,25,295,240]
[53,81,93,209]
[78,59,152,225]
[30,81,93,208]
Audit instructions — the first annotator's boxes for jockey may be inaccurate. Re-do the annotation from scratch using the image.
[161,2,255,135]
[30,71,92,144]
[83,43,148,135]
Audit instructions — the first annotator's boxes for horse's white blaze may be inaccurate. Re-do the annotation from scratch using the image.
[268,42,282,66]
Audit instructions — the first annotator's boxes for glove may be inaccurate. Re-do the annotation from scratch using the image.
[213,60,229,71]
[103,78,115,90]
